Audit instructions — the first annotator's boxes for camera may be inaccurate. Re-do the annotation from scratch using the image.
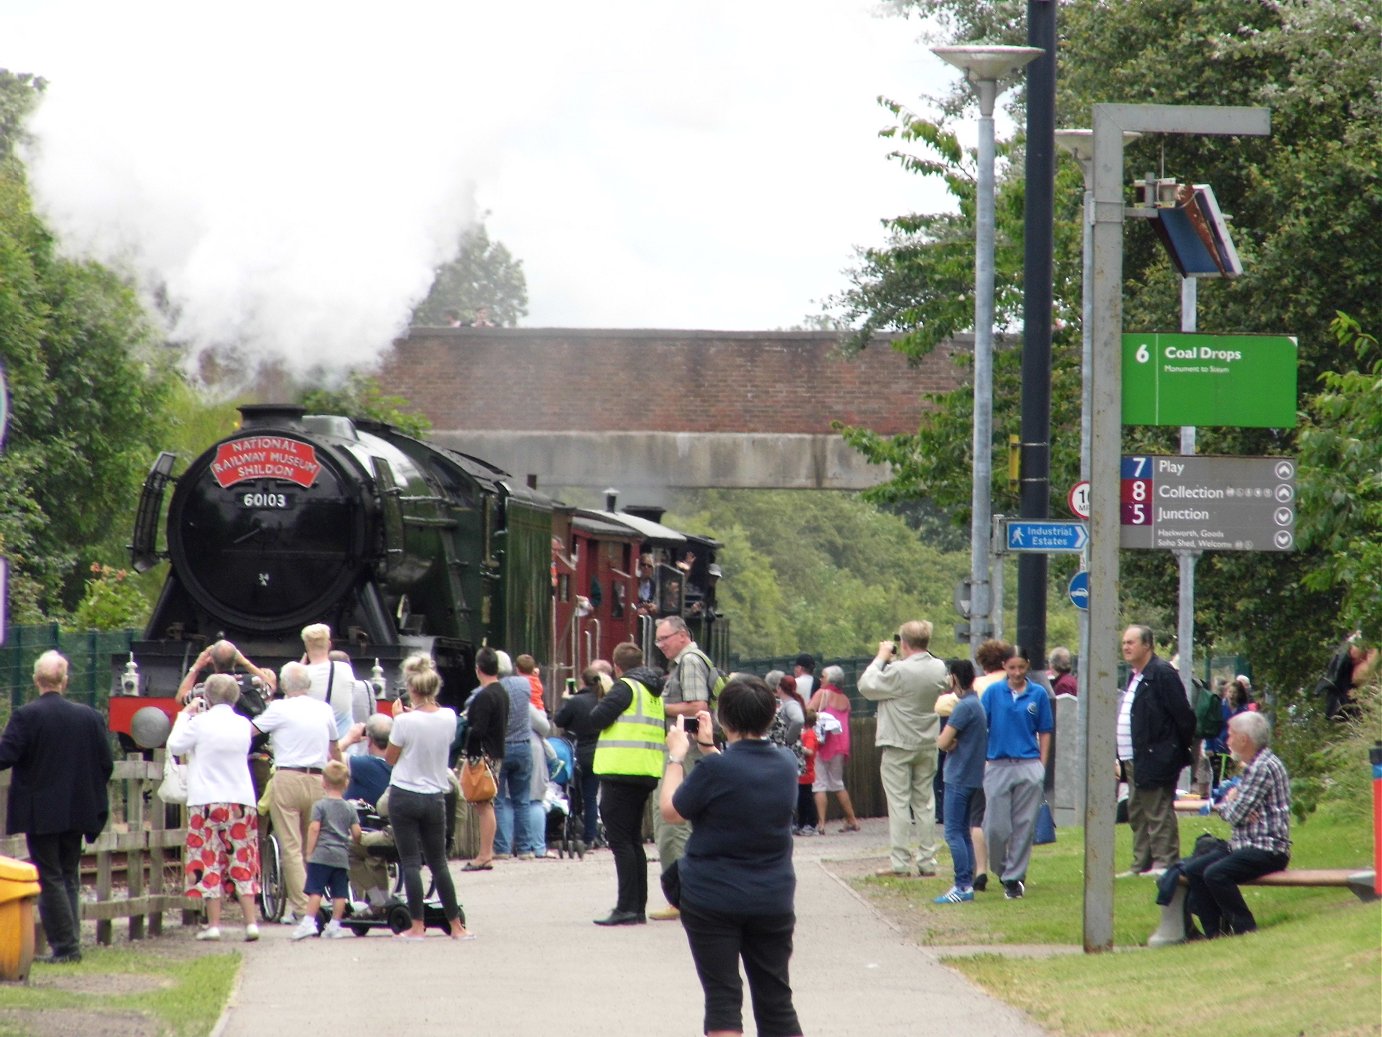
[683,717,700,735]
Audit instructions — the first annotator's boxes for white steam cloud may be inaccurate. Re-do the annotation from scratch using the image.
[6,1,947,377]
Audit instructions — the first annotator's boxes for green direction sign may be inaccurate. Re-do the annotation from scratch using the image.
[1122,332,1298,428]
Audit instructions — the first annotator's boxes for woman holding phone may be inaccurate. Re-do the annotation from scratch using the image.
[660,676,803,1037]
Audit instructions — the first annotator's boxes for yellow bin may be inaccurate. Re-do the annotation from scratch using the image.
[0,857,41,982]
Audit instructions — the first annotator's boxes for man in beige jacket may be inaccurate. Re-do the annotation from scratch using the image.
[858,620,949,877]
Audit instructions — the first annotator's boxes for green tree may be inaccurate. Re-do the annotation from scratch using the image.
[411,220,527,327]
[1,70,179,620]
[664,490,1079,661]
[831,1,1382,691]
[300,372,432,438]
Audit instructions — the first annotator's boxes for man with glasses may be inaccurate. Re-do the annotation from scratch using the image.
[648,616,713,920]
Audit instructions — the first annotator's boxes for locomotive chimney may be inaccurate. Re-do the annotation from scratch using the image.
[604,487,619,513]
[238,403,307,430]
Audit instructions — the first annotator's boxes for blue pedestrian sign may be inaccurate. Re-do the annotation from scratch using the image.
[1068,569,1089,611]
[1004,520,1089,553]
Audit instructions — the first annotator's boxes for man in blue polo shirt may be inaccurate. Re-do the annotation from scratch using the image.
[980,646,1052,899]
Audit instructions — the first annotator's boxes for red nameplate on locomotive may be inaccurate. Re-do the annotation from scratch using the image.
[211,436,322,489]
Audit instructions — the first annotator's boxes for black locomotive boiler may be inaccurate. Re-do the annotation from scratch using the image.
[119,403,554,714]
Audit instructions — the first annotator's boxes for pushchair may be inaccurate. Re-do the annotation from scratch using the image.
[542,735,588,859]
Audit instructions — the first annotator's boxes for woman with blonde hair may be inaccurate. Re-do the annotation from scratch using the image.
[384,655,471,940]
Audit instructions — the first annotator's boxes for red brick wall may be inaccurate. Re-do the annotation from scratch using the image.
[381,328,968,436]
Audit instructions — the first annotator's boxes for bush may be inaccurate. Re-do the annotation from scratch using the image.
[70,563,149,631]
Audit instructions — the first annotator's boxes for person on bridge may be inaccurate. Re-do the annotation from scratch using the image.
[1117,625,1195,877]
[1181,710,1291,937]
[0,651,114,964]
[857,621,949,878]
[660,677,803,1037]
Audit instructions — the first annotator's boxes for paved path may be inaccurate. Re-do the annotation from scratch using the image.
[216,818,1049,1036]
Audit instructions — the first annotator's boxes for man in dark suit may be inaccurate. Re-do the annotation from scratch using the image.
[1117,626,1195,875]
[0,651,114,963]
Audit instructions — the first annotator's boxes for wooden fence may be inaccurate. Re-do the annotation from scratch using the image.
[0,753,199,951]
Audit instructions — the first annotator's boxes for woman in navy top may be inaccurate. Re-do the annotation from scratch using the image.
[660,676,802,1037]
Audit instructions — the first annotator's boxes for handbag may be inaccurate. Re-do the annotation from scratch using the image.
[158,753,190,805]
[459,755,497,803]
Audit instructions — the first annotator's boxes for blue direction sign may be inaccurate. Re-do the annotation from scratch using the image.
[1005,520,1089,553]
[1068,570,1089,611]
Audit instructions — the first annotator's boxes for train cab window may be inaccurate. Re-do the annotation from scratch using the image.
[611,583,626,618]
[657,565,684,616]
[588,576,603,609]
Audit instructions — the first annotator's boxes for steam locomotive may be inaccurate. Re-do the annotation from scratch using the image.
[109,403,725,745]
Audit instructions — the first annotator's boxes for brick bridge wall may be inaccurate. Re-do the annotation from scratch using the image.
[382,328,968,436]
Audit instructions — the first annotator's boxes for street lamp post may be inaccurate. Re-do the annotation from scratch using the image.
[932,45,1043,661]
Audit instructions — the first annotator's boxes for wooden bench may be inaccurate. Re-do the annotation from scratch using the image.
[1147,867,1378,946]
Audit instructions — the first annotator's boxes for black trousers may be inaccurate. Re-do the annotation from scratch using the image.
[680,901,801,1037]
[27,831,82,956]
[1184,844,1289,936]
[599,779,652,915]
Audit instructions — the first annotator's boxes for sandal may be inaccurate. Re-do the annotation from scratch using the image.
[839,822,862,833]
[462,861,494,872]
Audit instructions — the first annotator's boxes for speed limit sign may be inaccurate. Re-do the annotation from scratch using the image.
[1068,480,1091,520]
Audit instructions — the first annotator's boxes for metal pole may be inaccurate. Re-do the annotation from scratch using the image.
[968,78,998,660]
[1076,181,1094,820]
[1177,276,1198,698]
[1017,0,1057,669]
[991,514,1006,643]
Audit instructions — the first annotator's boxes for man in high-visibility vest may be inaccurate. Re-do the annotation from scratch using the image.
[589,642,666,926]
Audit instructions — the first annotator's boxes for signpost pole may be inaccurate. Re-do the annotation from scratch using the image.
[1086,103,1271,954]
[1177,276,1199,739]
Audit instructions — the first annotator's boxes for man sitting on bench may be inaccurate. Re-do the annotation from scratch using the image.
[1182,711,1291,937]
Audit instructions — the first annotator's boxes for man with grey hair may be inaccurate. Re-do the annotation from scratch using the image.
[1181,711,1291,937]
[339,713,394,912]
[858,621,949,877]
[252,661,341,923]
[1118,625,1195,876]
[0,651,114,963]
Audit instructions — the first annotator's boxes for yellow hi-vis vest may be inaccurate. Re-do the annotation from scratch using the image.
[593,678,666,778]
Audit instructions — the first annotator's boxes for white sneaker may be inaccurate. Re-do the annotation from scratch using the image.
[195,926,222,941]
[291,916,319,941]
[244,923,260,942]
[278,911,301,926]
[322,920,351,939]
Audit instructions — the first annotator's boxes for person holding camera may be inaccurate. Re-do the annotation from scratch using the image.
[589,642,666,926]
[175,639,277,705]
[659,677,802,1037]
[857,620,949,878]
[168,674,261,941]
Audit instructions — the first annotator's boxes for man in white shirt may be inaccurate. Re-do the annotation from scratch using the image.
[253,662,341,923]
[793,654,817,700]
[301,624,355,738]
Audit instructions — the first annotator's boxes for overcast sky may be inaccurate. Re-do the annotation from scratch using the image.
[2,0,962,374]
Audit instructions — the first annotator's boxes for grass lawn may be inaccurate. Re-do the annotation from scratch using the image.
[849,802,1381,1036]
[0,945,237,1037]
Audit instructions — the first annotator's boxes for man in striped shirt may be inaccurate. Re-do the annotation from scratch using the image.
[1181,710,1291,937]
